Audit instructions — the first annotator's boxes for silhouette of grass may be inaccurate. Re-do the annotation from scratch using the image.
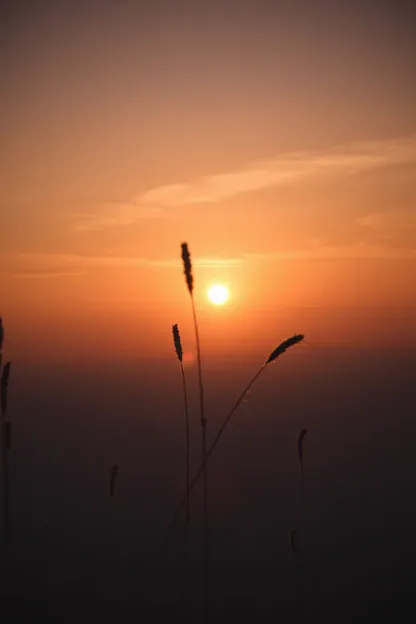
[172,324,190,526]
[163,334,305,543]
[172,322,192,611]
[180,242,210,618]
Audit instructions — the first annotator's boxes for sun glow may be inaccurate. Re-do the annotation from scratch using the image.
[208,284,229,305]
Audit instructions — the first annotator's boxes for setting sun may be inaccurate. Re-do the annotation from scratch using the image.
[208,284,229,305]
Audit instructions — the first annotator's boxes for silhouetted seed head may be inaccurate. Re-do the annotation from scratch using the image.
[1,362,11,415]
[181,242,194,295]
[109,464,119,498]
[266,334,304,365]
[298,428,308,464]
[172,324,183,362]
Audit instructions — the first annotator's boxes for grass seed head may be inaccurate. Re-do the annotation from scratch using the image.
[172,324,183,362]
[266,334,304,365]
[181,242,194,295]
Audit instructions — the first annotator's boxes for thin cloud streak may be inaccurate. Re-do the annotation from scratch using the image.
[248,243,416,262]
[70,205,165,232]
[1,242,415,280]
[141,135,416,208]
[71,135,416,229]
[9,270,86,279]
[0,253,245,276]
[357,208,416,231]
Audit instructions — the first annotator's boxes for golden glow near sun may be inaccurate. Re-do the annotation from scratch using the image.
[208,284,229,305]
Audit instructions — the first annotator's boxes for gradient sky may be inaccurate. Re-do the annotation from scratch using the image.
[2,5,416,617]
[2,0,415,363]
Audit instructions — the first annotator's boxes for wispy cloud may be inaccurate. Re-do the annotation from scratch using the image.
[0,252,245,277]
[70,204,164,232]
[72,135,416,229]
[140,135,416,208]
[251,243,416,261]
[357,208,416,231]
[356,212,385,228]
[1,241,415,281]
[9,270,86,280]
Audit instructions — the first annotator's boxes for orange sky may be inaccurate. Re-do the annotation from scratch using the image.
[1,1,415,364]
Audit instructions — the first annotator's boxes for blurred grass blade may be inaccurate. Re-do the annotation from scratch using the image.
[163,333,305,544]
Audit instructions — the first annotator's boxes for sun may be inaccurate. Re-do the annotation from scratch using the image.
[208,284,229,305]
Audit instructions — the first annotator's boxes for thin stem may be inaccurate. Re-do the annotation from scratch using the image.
[190,294,209,618]
[180,361,190,526]
[163,362,267,545]
[190,295,205,430]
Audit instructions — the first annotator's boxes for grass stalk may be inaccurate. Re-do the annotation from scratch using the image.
[180,243,209,618]
[172,323,191,613]
[172,324,191,525]
[163,334,305,543]
[181,361,191,526]
[191,294,209,606]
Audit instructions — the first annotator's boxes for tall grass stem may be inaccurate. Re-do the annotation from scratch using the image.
[180,243,209,618]
[180,361,191,526]
[163,363,266,544]
[163,334,304,543]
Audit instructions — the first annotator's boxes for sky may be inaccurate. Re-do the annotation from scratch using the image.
[1,2,416,618]
[1,0,415,364]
